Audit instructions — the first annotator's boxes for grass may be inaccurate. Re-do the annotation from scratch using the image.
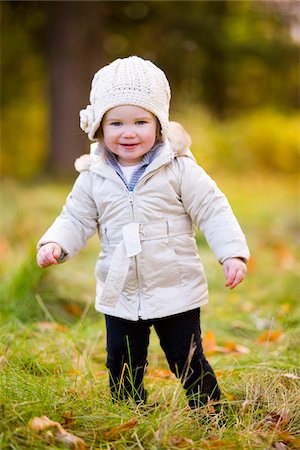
[0,173,299,449]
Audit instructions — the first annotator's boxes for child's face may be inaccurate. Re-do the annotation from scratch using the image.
[102,105,158,166]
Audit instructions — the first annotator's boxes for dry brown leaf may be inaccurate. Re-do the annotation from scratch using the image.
[93,370,107,378]
[245,256,257,272]
[214,370,224,378]
[169,435,194,448]
[147,368,175,379]
[265,412,289,428]
[36,322,67,333]
[272,242,295,270]
[68,369,82,377]
[256,330,283,344]
[62,412,75,427]
[29,415,86,449]
[203,436,227,449]
[63,303,84,317]
[274,432,300,449]
[202,330,218,353]
[104,418,138,439]
[223,342,250,354]
[276,431,298,444]
[203,332,250,355]
[224,392,237,401]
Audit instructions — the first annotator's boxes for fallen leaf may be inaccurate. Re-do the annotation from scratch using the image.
[272,242,294,270]
[36,322,67,333]
[256,330,283,344]
[203,331,217,353]
[274,432,300,449]
[93,370,107,378]
[104,418,138,439]
[62,412,74,427]
[224,392,237,401]
[203,332,250,355]
[169,436,194,448]
[245,256,257,272]
[214,370,224,378]
[29,415,85,449]
[147,368,175,379]
[276,431,298,443]
[223,342,250,354]
[205,436,226,448]
[68,369,82,377]
[63,303,84,317]
[265,412,289,428]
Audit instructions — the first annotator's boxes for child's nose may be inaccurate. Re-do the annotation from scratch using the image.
[122,127,136,138]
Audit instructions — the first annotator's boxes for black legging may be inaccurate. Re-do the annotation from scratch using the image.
[105,308,220,408]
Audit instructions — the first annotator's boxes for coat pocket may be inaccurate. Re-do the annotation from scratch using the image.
[139,238,182,291]
[173,235,206,284]
[95,244,114,283]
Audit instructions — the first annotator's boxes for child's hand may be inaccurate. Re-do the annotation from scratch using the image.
[222,257,247,289]
[37,243,62,268]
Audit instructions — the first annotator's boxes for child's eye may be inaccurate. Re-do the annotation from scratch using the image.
[136,120,147,125]
[110,121,122,126]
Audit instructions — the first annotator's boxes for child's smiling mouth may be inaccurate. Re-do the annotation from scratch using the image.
[119,143,139,150]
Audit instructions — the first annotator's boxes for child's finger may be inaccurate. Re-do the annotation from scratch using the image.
[226,268,245,289]
[38,254,56,267]
[224,267,236,287]
[52,246,62,260]
[37,245,59,268]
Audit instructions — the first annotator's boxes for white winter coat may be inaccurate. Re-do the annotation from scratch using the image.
[38,122,250,321]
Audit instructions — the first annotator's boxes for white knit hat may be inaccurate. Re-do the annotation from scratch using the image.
[79,56,171,141]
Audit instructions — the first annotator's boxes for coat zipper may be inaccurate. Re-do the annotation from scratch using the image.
[129,160,172,319]
[128,192,142,319]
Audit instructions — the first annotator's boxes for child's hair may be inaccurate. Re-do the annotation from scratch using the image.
[79,56,171,143]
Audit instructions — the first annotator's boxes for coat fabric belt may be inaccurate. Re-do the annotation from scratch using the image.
[98,217,193,307]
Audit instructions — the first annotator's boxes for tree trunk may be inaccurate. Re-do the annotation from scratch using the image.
[47,2,104,174]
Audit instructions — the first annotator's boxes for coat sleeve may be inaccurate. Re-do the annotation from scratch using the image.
[37,171,98,260]
[177,157,250,263]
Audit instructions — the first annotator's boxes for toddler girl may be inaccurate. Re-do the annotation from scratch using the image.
[37,56,250,408]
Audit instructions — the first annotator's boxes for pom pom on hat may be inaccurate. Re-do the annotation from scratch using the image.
[79,105,94,135]
[79,56,171,141]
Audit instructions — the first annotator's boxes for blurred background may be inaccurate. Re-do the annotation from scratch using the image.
[0,0,299,312]
[1,0,299,178]
[1,5,300,441]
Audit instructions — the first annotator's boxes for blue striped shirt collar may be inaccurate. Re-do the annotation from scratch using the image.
[105,144,163,191]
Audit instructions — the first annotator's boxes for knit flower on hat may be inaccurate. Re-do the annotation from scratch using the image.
[79,105,94,134]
